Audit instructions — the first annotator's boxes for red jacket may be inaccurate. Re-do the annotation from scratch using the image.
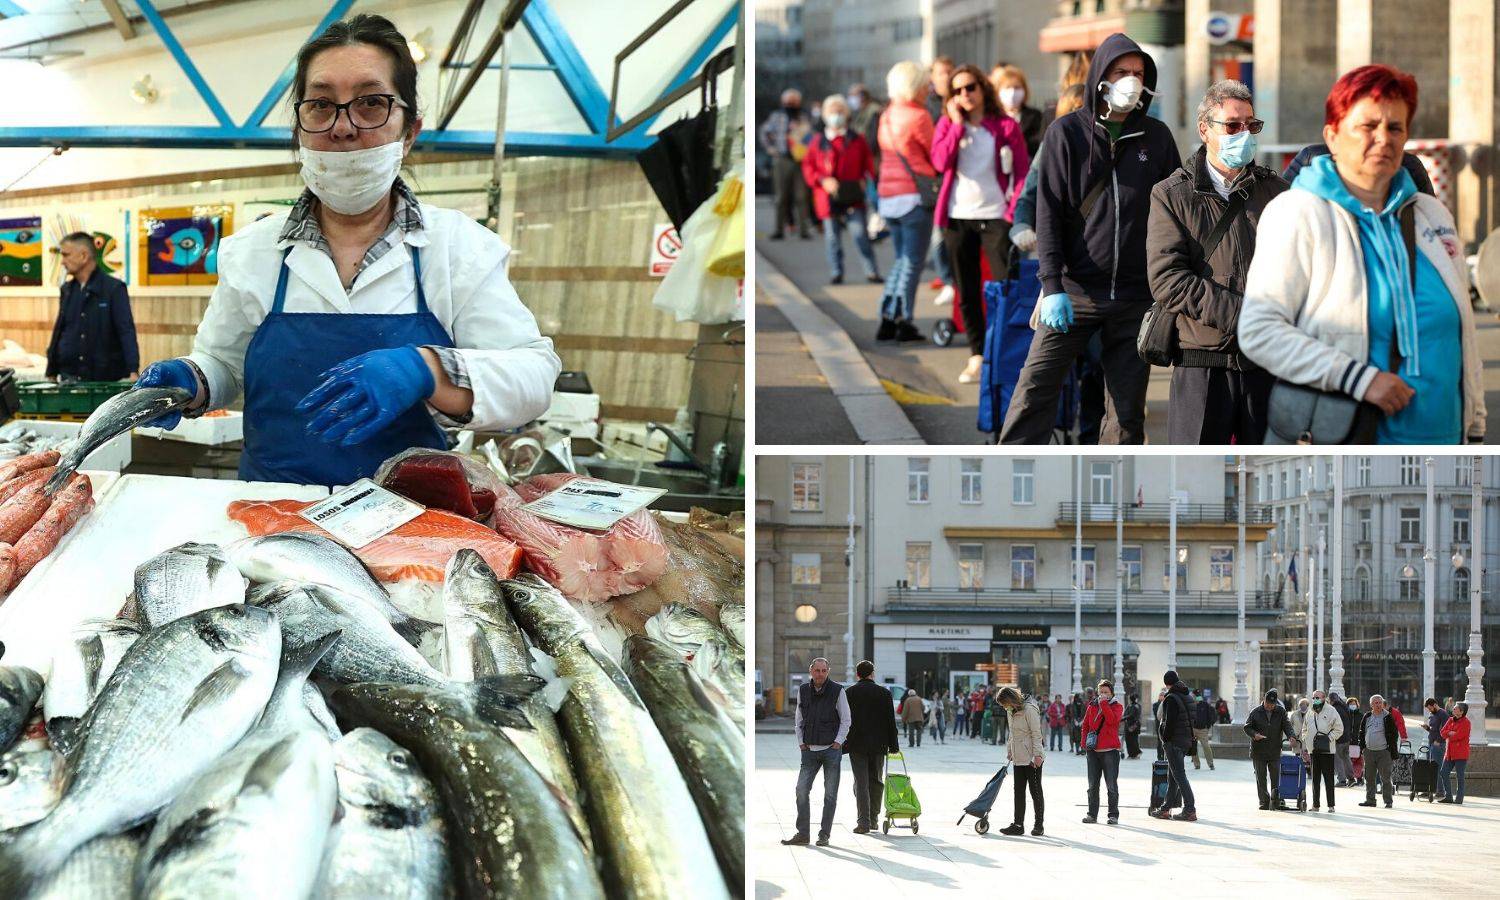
[1046,701,1067,728]
[876,100,936,198]
[930,113,1030,229]
[1390,706,1409,740]
[1080,697,1123,752]
[1440,716,1471,760]
[801,131,876,220]
[970,690,985,714]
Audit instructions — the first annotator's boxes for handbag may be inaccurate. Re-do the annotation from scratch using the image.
[1266,204,1417,444]
[1137,189,1247,367]
[883,114,940,208]
[1313,716,1331,754]
[817,135,867,212]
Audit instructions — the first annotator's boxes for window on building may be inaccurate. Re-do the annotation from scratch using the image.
[905,543,931,589]
[1456,458,1472,486]
[1391,625,1417,647]
[1121,545,1142,591]
[960,458,983,504]
[1357,567,1371,602]
[1454,507,1470,545]
[1455,568,1470,604]
[791,463,822,511]
[1163,547,1188,591]
[1399,575,1420,602]
[1357,457,1372,487]
[792,553,822,586]
[1010,545,1035,590]
[1399,507,1422,544]
[1090,461,1113,505]
[1358,508,1372,543]
[1224,472,1237,502]
[1210,546,1234,592]
[1280,470,1288,499]
[958,544,985,590]
[1012,459,1034,504]
[1071,545,1096,590]
[908,458,930,503]
[1401,456,1421,486]
[1294,466,1302,496]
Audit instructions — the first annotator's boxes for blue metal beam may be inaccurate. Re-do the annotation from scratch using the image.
[0,126,652,157]
[446,62,557,71]
[0,0,28,20]
[520,0,611,134]
[243,0,358,128]
[622,3,738,140]
[136,0,234,128]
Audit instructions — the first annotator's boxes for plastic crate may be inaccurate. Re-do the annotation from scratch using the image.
[17,381,132,417]
[6,418,132,473]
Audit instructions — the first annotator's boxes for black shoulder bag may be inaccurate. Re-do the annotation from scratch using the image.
[1265,204,1417,444]
[1138,188,1248,367]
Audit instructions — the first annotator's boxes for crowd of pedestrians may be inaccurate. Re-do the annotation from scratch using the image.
[761,41,1486,444]
[781,658,1481,848]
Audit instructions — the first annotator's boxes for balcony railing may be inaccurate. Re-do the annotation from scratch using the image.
[1056,501,1273,525]
[883,586,1282,612]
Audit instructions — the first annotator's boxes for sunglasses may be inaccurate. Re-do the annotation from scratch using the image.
[1209,118,1265,135]
[953,82,982,95]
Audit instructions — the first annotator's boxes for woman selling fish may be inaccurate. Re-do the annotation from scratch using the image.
[132,14,560,486]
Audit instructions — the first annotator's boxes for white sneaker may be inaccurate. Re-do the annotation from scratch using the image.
[958,355,984,384]
[933,285,955,307]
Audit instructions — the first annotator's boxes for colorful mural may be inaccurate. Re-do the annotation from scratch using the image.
[0,216,44,287]
[138,205,233,286]
[46,212,126,287]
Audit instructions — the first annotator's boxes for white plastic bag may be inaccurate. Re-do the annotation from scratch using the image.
[652,170,742,325]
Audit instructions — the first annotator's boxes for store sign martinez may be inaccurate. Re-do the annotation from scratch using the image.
[905,625,990,639]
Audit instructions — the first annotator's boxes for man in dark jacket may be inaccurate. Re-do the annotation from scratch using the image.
[1244,690,1299,809]
[1122,694,1142,758]
[1151,670,1198,821]
[1190,689,1218,770]
[1146,80,1288,444]
[1001,33,1182,444]
[1421,697,1451,767]
[1328,692,1354,786]
[1356,694,1401,809]
[783,658,850,846]
[46,232,138,383]
[842,660,900,834]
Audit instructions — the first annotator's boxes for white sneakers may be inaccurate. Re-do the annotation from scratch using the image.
[958,354,984,384]
[933,284,956,307]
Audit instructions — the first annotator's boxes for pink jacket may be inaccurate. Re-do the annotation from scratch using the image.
[876,101,936,199]
[930,113,1030,229]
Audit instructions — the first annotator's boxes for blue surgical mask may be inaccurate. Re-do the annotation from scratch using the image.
[1217,129,1257,169]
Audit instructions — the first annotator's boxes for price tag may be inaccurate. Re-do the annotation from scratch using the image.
[297,479,424,549]
[522,478,668,531]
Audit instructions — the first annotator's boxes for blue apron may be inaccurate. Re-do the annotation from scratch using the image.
[239,245,452,486]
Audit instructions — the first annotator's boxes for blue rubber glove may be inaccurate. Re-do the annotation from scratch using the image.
[134,359,200,430]
[1038,293,1075,332]
[297,346,436,447]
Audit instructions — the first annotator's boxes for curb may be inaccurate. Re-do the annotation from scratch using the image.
[755,250,924,445]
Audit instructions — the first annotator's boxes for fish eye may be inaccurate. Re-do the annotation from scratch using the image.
[387,751,409,769]
[227,606,245,618]
[0,764,14,786]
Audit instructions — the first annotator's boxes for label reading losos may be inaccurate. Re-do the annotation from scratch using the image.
[522,478,668,531]
[297,479,424,549]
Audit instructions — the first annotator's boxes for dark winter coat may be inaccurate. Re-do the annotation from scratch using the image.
[1034,32,1183,306]
[843,678,901,756]
[1146,145,1289,366]
[1157,683,1195,750]
[1243,702,1297,761]
[46,268,139,381]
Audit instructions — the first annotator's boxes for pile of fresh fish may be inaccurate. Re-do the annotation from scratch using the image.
[0,426,68,461]
[0,497,746,898]
[0,450,93,598]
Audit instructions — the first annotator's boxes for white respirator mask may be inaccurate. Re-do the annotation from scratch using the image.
[1099,75,1151,115]
[297,140,406,215]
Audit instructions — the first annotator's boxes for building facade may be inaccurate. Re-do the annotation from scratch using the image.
[754,0,806,120]
[798,0,934,107]
[931,0,1056,102]
[1250,455,1498,715]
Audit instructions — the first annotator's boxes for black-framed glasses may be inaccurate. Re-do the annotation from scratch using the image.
[1209,118,1264,135]
[953,82,982,95]
[295,94,407,133]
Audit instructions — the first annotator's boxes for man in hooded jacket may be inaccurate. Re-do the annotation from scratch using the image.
[1001,33,1181,444]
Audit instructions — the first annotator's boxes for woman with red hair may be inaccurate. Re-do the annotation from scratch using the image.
[1239,65,1484,444]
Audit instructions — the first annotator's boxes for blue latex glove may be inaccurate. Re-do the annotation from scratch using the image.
[1038,292,1074,332]
[297,346,436,447]
[134,359,200,430]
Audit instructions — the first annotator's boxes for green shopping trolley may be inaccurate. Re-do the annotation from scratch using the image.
[882,751,922,834]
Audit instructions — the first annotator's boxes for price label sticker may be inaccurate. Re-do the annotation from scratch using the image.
[297,479,424,549]
[522,478,668,531]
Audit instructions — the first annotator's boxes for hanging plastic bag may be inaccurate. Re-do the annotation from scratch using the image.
[652,184,740,324]
[705,172,744,279]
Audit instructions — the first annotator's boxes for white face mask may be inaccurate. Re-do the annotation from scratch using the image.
[999,87,1024,110]
[1100,75,1146,115]
[297,140,405,215]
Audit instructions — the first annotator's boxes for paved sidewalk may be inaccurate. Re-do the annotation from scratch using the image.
[754,730,1500,899]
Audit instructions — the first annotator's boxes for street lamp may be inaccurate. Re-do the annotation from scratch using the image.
[1463,455,1489,745]
[1301,475,1312,698]
[1234,456,1249,724]
[1329,458,1346,698]
[1115,456,1124,689]
[794,604,818,623]
[1423,456,1436,703]
[1072,456,1083,698]
[1168,456,1178,673]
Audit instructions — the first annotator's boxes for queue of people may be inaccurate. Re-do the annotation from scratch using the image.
[760,42,1487,445]
[781,659,1483,848]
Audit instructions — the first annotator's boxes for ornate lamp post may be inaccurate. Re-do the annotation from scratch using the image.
[1423,456,1436,703]
[1233,457,1249,723]
[1330,458,1346,698]
[1463,455,1488,745]
[1073,456,1083,698]
[1168,456,1178,672]
[1114,456,1125,689]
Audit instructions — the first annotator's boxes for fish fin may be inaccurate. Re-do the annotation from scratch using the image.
[584,641,647,711]
[146,806,222,871]
[392,616,443,648]
[78,634,106,698]
[468,675,546,730]
[44,717,80,757]
[332,799,346,826]
[281,630,342,684]
[181,659,251,723]
[240,734,300,795]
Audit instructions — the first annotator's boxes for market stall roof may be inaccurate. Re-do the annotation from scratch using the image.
[0,0,737,164]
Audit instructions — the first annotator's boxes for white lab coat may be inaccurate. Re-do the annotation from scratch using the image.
[188,203,560,432]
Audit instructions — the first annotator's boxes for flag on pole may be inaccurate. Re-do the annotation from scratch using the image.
[1287,554,1298,593]
[1136,486,1144,508]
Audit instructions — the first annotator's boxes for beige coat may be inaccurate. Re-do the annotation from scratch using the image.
[1300,702,1344,750]
[1006,700,1046,767]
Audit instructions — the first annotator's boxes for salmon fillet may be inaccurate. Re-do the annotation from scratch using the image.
[227,498,523,583]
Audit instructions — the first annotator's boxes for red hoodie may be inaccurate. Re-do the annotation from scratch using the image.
[1440,716,1471,760]
[801,131,876,220]
[1081,697,1124,752]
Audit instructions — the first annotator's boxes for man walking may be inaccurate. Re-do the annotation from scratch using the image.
[1146,80,1287,442]
[783,659,850,847]
[1190,689,1217,770]
[1244,690,1298,809]
[46,232,138,384]
[842,661,900,835]
[759,88,813,240]
[1357,694,1400,809]
[1151,670,1198,822]
[1001,33,1181,443]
